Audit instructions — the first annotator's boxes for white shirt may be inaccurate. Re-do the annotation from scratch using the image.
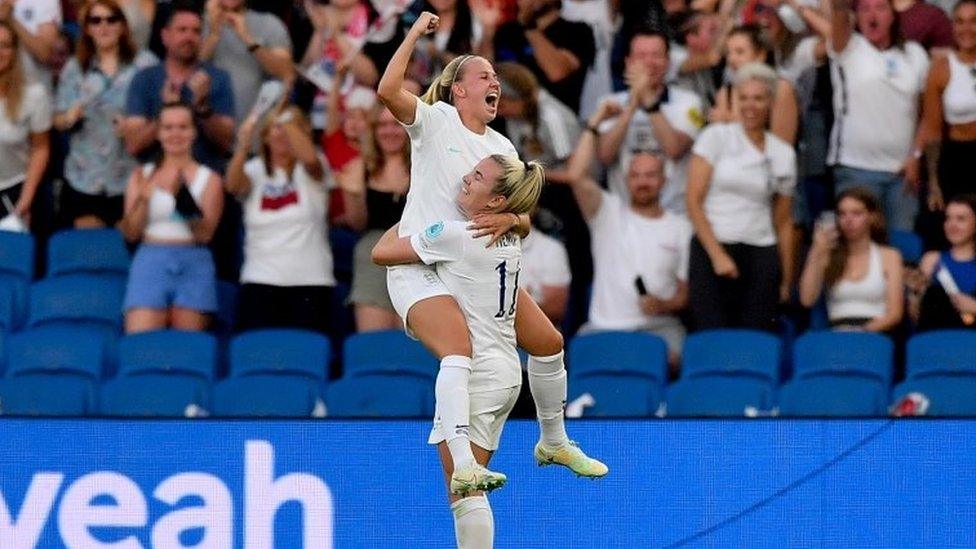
[411,220,522,393]
[144,164,211,242]
[827,243,887,321]
[521,230,571,302]
[692,123,796,246]
[596,88,704,214]
[240,156,335,287]
[15,0,61,88]
[400,99,517,236]
[0,83,52,190]
[587,192,691,331]
[777,36,820,87]
[828,34,929,173]
[561,0,614,119]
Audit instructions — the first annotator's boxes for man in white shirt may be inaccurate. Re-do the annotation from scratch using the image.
[0,0,62,88]
[565,99,692,367]
[596,30,705,215]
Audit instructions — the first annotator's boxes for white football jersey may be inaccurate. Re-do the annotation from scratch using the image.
[398,99,518,236]
[411,220,522,393]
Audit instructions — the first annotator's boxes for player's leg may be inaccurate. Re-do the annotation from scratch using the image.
[438,442,495,549]
[514,288,608,478]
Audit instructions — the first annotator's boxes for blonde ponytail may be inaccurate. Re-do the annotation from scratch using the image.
[421,54,477,105]
[489,155,545,215]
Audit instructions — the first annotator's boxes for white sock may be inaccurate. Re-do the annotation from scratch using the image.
[528,351,570,447]
[451,495,494,549]
[436,355,475,469]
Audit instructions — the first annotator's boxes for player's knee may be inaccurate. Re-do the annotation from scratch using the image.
[533,329,563,357]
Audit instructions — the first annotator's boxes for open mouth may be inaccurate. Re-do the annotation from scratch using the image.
[486,93,499,107]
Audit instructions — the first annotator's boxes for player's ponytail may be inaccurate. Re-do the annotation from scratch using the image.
[421,54,477,105]
[489,155,545,215]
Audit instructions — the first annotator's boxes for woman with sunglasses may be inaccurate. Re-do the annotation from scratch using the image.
[917,0,976,212]
[54,0,156,228]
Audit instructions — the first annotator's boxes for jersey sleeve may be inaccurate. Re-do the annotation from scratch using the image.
[403,96,440,143]
[410,220,466,265]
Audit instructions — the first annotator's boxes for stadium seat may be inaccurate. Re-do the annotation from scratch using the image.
[100,375,210,417]
[0,375,96,416]
[118,330,217,380]
[0,283,14,333]
[777,376,888,417]
[892,377,976,417]
[568,332,668,382]
[681,329,781,383]
[327,376,433,417]
[46,228,129,279]
[889,230,923,264]
[792,331,894,385]
[28,274,125,331]
[666,377,776,417]
[212,375,325,417]
[6,326,106,380]
[568,375,662,417]
[905,330,976,379]
[343,330,438,381]
[230,329,330,379]
[0,231,34,330]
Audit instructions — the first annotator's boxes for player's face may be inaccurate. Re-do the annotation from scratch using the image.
[856,0,895,49]
[458,158,505,217]
[158,107,196,154]
[944,202,976,246]
[454,57,501,123]
[953,2,976,52]
[837,196,872,241]
[627,153,664,207]
[736,79,772,132]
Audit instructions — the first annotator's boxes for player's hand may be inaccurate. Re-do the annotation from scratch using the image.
[468,213,519,247]
[409,12,439,39]
[710,249,739,279]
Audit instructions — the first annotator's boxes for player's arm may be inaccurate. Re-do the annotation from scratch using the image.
[377,12,438,125]
[371,224,422,266]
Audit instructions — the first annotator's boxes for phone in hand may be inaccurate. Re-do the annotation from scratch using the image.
[634,276,648,296]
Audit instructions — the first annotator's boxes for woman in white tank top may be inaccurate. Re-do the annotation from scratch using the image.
[917,0,976,211]
[799,188,905,331]
[119,103,224,334]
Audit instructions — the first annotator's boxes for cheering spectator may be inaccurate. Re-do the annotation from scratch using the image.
[0,22,51,230]
[55,0,156,229]
[825,0,929,232]
[560,0,616,118]
[686,63,796,332]
[124,5,236,172]
[799,188,904,331]
[709,25,799,144]
[918,0,976,212]
[520,224,571,327]
[896,0,954,51]
[477,0,596,113]
[347,104,409,332]
[200,0,294,122]
[300,0,380,88]
[913,193,976,330]
[596,30,704,214]
[668,10,727,108]
[227,105,334,334]
[120,102,224,333]
[0,0,62,87]
[564,99,692,366]
[756,0,829,86]
[119,0,155,51]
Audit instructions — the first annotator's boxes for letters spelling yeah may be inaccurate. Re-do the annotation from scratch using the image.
[0,441,334,549]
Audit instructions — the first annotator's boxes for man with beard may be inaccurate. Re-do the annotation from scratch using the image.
[561,99,692,370]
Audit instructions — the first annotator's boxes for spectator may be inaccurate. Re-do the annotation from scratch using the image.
[54,0,156,229]
[686,63,796,332]
[119,102,223,333]
[520,223,571,327]
[226,104,334,334]
[564,99,692,367]
[918,0,976,212]
[896,0,954,51]
[322,69,374,226]
[596,30,704,214]
[200,0,294,122]
[799,187,905,331]
[913,193,976,330]
[668,10,728,108]
[560,0,617,118]
[824,0,929,232]
[300,0,381,89]
[756,0,829,86]
[0,22,51,230]
[478,0,596,113]
[411,0,484,85]
[119,0,155,51]
[709,24,799,144]
[346,104,409,332]
[0,0,62,87]
[123,5,236,172]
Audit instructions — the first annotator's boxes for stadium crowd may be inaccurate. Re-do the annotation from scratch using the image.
[1,0,976,402]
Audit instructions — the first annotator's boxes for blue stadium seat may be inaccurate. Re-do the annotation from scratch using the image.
[568,376,661,417]
[47,228,129,279]
[100,375,210,417]
[792,331,894,385]
[0,283,14,332]
[28,274,124,331]
[343,330,438,381]
[212,376,325,417]
[666,377,775,417]
[892,377,976,417]
[681,329,781,383]
[6,326,106,380]
[778,376,888,417]
[327,376,433,417]
[0,331,5,375]
[889,230,923,264]
[905,330,976,379]
[230,329,329,379]
[0,231,34,330]
[568,332,668,382]
[118,330,217,380]
[0,375,96,416]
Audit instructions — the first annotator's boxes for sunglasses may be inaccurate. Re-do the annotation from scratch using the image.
[86,15,122,26]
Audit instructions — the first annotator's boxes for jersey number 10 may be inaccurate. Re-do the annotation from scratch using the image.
[494,260,521,319]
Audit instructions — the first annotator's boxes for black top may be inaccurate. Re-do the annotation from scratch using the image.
[366,187,406,231]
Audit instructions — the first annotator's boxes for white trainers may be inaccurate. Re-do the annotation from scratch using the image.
[534,440,609,478]
[450,463,508,496]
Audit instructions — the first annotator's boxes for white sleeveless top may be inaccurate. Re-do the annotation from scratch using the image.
[143,163,211,242]
[827,243,887,321]
[942,52,976,125]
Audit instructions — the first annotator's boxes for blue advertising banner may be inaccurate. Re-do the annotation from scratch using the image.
[0,419,973,548]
